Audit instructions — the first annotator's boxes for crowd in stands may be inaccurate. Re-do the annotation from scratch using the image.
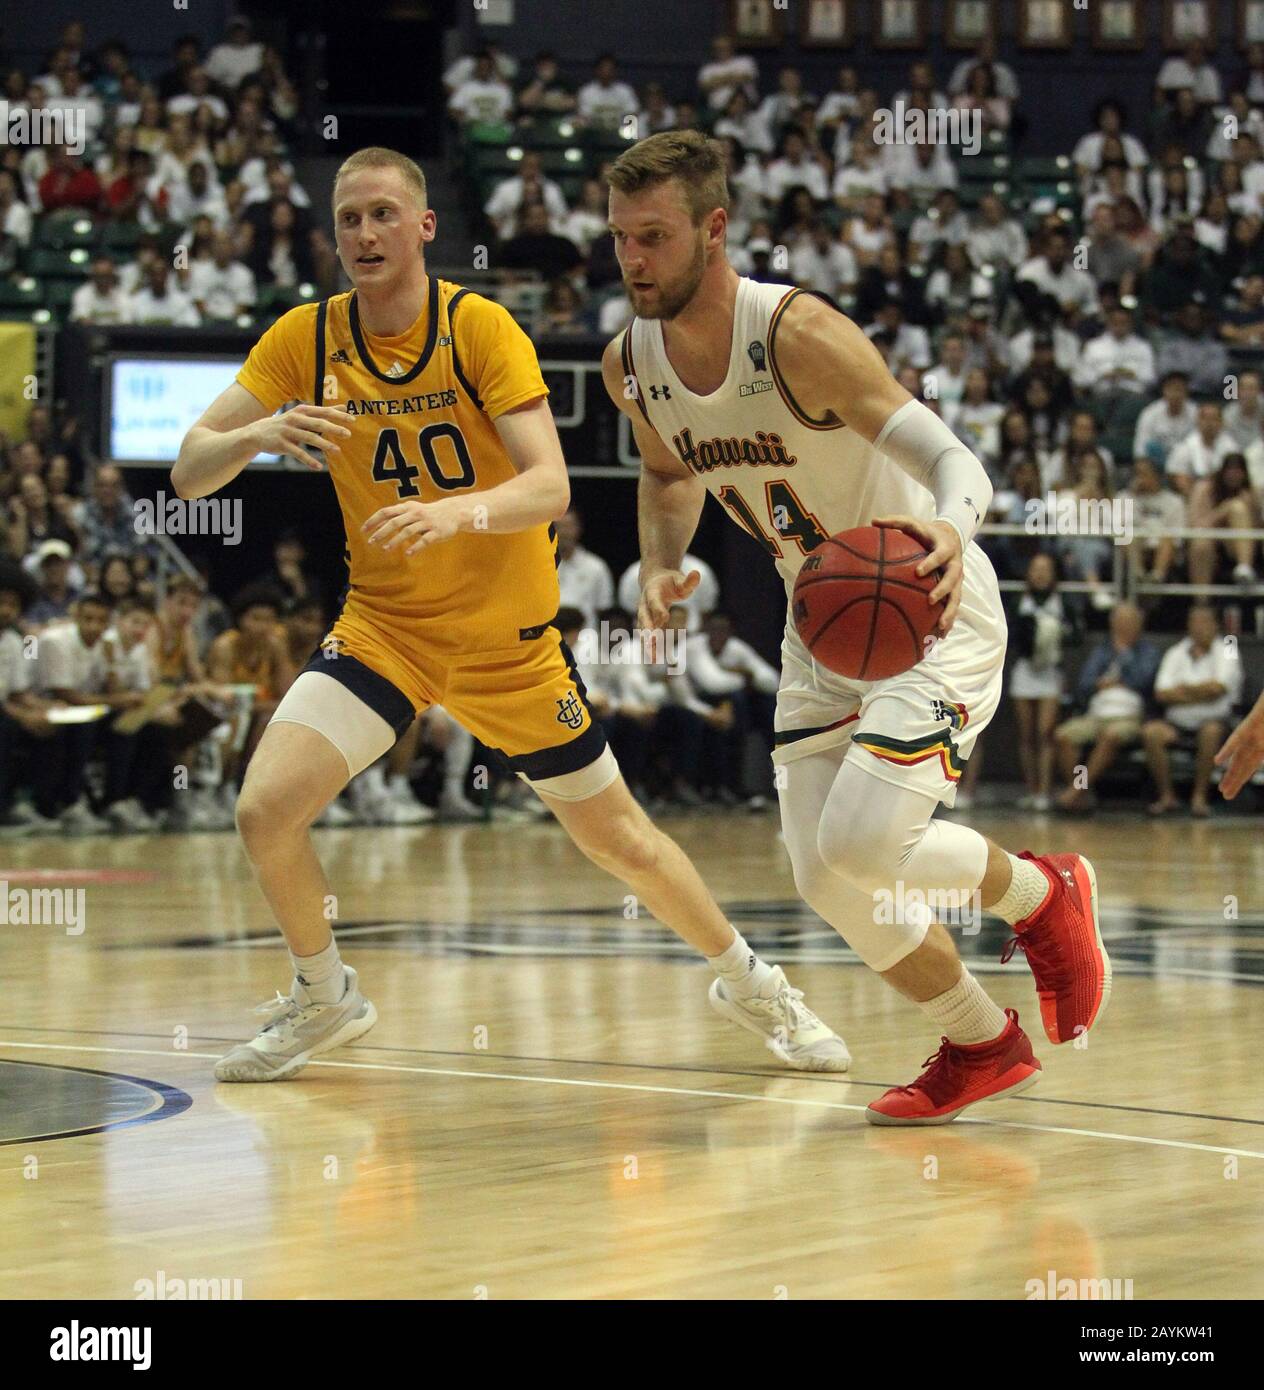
[0,16,335,327]
[453,35,1264,610]
[4,18,1264,830]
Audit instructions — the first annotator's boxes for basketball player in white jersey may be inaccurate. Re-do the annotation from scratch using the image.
[602,131,1110,1125]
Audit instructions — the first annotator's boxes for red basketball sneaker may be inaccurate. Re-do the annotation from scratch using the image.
[865,1009,1041,1126]
[1001,851,1111,1045]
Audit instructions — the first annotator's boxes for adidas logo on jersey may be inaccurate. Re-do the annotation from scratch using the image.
[385,361,406,378]
[330,349,351,364]
[739,379,774,397]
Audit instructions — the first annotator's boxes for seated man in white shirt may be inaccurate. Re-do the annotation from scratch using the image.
[128,261,201,327]
[71,257,134,325]
[576,54,639,129]
[188,229,258,321]
[1119,456,1186,583]
[1166,401,1237,496]
[1076,305,1156,396]
[484,151,569,240]
[686,609,779,802]
[697,35,758,112]
[448,52,515,126]
[99,595,169,831]
[1142,604,1242,816]
[788,219,858,300]
[167,160,230,237]
[1133,370,1197,466]
[205,17,264,90]
[1156,41,1223,106]
[1016,227,1099,325]
[555,508,614,626]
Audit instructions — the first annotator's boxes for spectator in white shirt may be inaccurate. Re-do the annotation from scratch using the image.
[697,35,758,112]
[1072,100,1149,183]
[560,179,609,255]
[576,55,638,129]
[713,89,774,157]
[484,152,569,240]
[831,135,888,212]
[0,170,34,247]
[188,230,257,321]
[555,509,615,628]
[948,39,1019,101]
[1076,306,1156,396]
[167,160,229,236]
[815,65,862,133]
[1223,367,1264,450]
[1142,604,1242,816]
[1133,371,1198,466]
[1016,227,1099,323]
[166,67,229,123]
[45,68,104,146]
[947,367,1004,465]
[758,68,816,139]
[1187,453,1261,586]
[882,140,958,199]
[923,332,970,408]
[70,257,133,325]
[686,610,780,799]
[448,53,514,126]
[1156,41,1222,106]
[618,553,718,633]
[204,18,264,90]
[965,190,1028,270]
[1120,455,1186,583]
[128,262,201,328]
[894,60,950,113]
[789,220,858,300]
[443,44,517,97]
[1166,402,1237,495]
[763,130,830,205]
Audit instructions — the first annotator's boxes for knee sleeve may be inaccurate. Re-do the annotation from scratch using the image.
[817,759,989,900]
[778,747,931,972]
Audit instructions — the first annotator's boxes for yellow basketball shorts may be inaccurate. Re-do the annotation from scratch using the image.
[292,603,609,785]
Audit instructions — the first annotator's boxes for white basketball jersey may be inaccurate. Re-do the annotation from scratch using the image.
[623,276,1002,623]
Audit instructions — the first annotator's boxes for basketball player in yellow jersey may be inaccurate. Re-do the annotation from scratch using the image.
[172,146,848,1081]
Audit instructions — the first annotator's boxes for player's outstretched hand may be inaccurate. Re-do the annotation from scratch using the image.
[638,568,700,660]
[362,498,463,555]
[871,514,961,638]
[254,404,352,471]
[1214,691,1264,799]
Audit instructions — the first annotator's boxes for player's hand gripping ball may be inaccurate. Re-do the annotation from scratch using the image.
[792,524,944,680]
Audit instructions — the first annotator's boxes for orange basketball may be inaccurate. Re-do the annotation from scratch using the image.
[791,525,943,680]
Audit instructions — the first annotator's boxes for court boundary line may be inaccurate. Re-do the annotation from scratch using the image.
[2,1021,1262,1130]
[1,1038,1261,1161]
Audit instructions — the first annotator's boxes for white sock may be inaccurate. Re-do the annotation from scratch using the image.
[707,927,776,999]
[990,854,1051,925]
[291,938,346,1005]
[920,969,1008,1045]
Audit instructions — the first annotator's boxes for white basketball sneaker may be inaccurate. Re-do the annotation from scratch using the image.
[709,966,851,1072]
[214,966,377,1082]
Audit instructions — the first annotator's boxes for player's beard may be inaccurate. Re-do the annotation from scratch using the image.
[627,233,707,320]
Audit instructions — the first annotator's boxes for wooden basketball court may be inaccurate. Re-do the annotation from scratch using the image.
[1,809,1260,1300]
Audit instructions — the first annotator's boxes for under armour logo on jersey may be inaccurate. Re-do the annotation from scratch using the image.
[330,348,351,364]
[747,340,767,372]
[649,383,671,401]
[555,692,585,728]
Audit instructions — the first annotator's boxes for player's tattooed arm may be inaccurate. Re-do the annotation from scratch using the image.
[601,339,706,632]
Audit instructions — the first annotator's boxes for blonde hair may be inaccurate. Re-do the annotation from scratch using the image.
[333,147,428,210]
[605,129,729,225]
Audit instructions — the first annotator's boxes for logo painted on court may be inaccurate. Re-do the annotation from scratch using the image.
[555,692,585,728]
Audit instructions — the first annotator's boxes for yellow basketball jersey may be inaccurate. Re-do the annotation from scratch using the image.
[236,277,560,655]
